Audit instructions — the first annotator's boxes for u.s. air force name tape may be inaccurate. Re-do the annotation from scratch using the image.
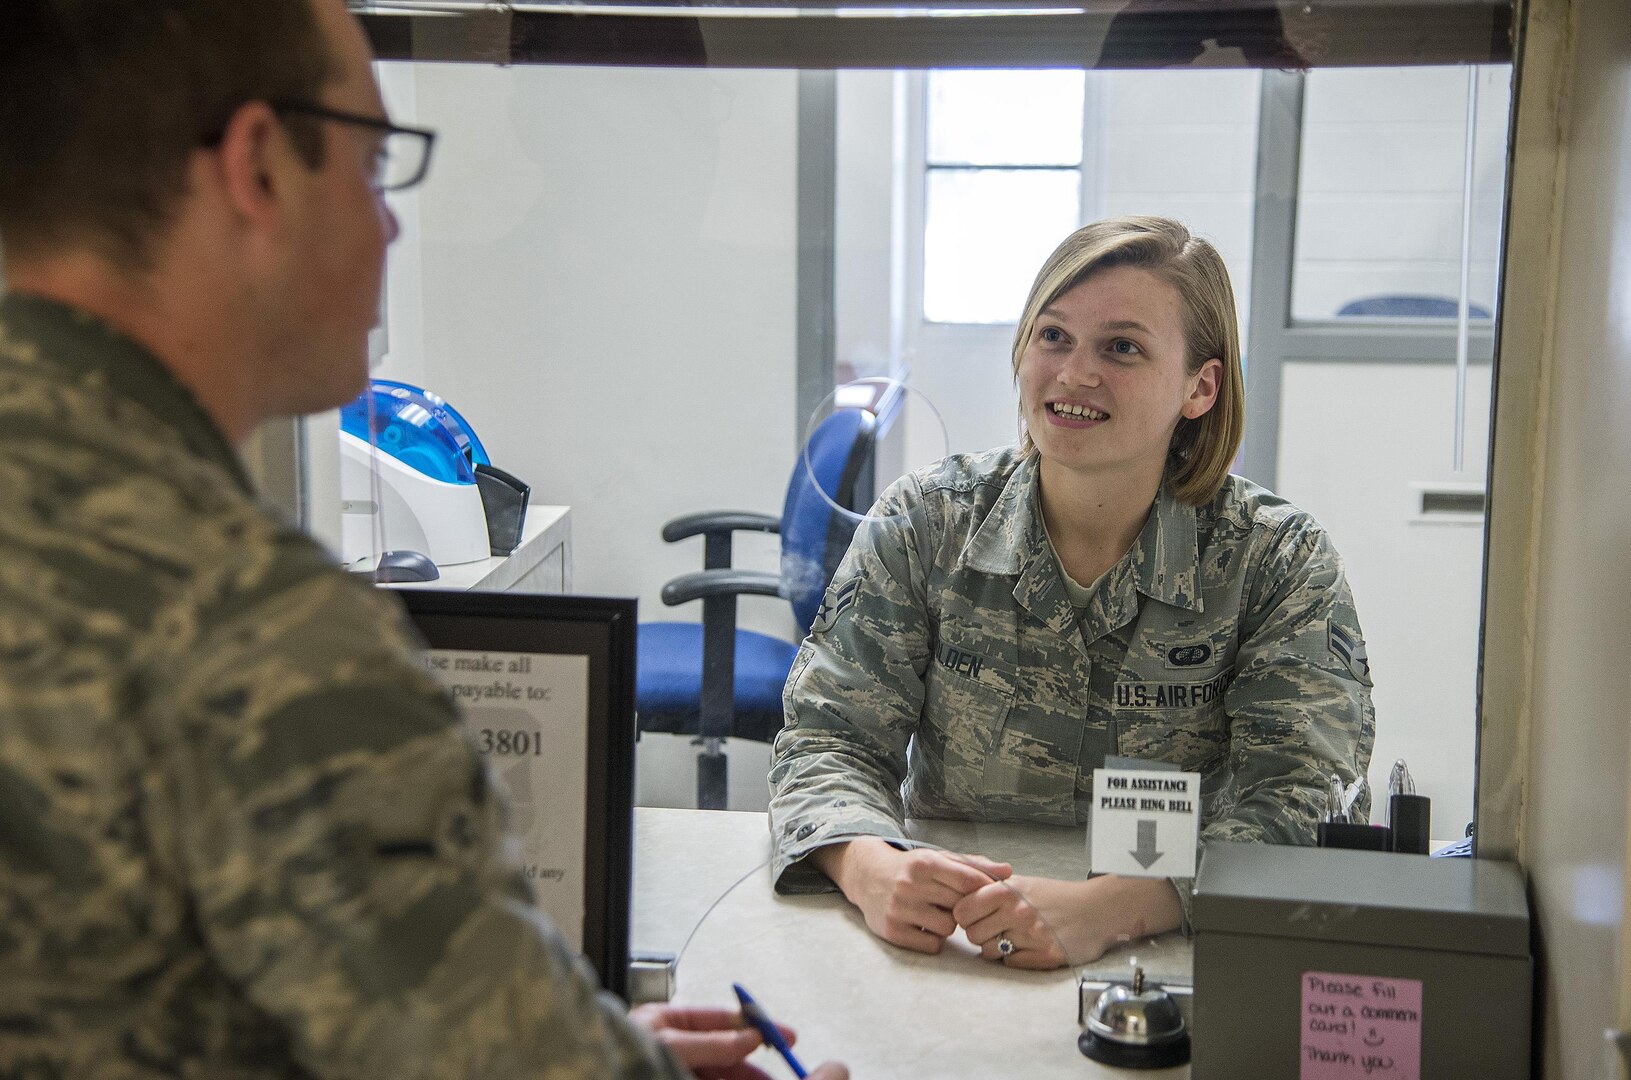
[1089,767,1202,878]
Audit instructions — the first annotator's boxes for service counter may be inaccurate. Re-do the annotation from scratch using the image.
[631,807,1191,1079]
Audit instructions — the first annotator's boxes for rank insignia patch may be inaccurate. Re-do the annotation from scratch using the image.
[1327,621,1370,681]
[811,577,860,634]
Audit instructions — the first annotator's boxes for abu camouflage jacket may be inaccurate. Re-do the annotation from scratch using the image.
[769,447,1375,930]
[0,293,688,1080]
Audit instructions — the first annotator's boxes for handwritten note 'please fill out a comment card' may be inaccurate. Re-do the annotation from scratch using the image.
[1300,971,1423,1080]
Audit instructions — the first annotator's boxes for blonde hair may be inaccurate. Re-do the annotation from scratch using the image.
[1010,216,1245,506]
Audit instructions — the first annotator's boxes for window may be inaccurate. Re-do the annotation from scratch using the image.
[1289,66,1510,322]
[922,70,1086,324]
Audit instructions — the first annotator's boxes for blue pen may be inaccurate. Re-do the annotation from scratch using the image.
[732,983,808,1079]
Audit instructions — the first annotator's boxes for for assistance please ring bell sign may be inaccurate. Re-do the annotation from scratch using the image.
[1090,766,1202,877]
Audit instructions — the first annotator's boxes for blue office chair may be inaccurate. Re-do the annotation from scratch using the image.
[637,407,878,810]
[1336,295,1492,319]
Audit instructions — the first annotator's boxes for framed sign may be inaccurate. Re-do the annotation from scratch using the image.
[397,589,637,1000]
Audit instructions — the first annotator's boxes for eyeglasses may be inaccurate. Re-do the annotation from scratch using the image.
[269,100,437,193]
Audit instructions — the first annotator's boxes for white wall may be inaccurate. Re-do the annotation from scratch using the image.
[1277,361,1492,834]
[377,64,429,391]
[375,63,801,642]
[1293,65,1511,319]
[835,70,906,385]
[1094,69,1261,327]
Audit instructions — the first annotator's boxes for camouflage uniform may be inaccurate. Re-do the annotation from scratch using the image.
[769,447,1375,931]
[0,293,690,1080]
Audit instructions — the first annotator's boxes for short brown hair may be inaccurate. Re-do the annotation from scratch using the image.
[0,0,338,270]
[1010,216,1246,506]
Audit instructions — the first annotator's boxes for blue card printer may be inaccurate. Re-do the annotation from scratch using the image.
[340,380,530,569]
[1190,842,1530,1079]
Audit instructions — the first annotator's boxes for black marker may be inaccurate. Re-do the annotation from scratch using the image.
[1388,759,1431,855]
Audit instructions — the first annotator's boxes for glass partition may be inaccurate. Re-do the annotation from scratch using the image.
[331,2,1517,1069]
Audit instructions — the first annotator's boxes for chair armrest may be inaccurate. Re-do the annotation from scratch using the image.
[661,511,780,544]
[661,569,783,607]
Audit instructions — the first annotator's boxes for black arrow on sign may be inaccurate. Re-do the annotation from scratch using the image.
[1130,819,1163,869]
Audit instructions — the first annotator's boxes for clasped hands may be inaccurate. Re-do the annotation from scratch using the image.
[811,836,1100,970]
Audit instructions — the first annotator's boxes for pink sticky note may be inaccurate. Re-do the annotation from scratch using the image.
[1299,971,1423,1080]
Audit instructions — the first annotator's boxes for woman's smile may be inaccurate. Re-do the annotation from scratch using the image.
[1044,400,1111,426]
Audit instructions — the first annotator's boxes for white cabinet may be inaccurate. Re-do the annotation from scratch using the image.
[387,505,572,594]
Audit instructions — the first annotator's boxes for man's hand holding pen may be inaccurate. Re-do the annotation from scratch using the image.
[630,1004,849,1080]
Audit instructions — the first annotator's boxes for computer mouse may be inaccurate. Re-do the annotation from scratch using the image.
[373,549,440,583]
